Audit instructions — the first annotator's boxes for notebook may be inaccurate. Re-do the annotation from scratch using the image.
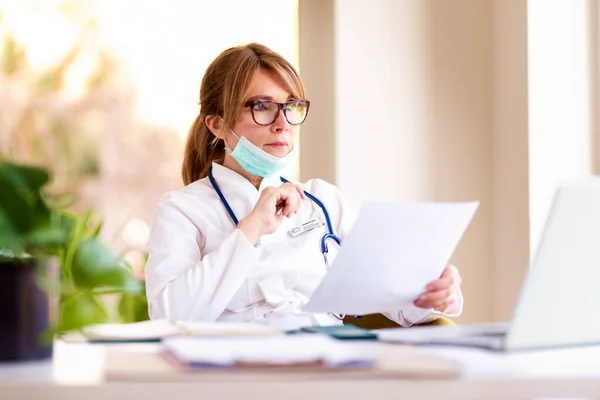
[80,319,281,342]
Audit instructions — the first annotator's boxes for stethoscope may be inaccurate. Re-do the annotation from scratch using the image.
[207,167,346,320]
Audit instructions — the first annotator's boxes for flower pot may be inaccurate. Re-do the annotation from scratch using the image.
[0,259,53,361]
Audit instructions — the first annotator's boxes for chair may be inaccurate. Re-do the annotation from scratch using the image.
[343,313,456,329]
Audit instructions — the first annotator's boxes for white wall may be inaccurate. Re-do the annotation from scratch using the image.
[492,0,530,321]
[301,0,496,324]
[298,0,336,184]
[299,0,600,324]
[527,0,596,256]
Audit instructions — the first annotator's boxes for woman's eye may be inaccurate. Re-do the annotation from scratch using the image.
[253,102,266,111]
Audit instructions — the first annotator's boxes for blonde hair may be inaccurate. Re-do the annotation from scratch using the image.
[181,43,307,185]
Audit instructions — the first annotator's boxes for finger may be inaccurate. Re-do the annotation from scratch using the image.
[415,286,458,310]
[430,292,455,308]
[294,185,306,200]
[427,264,461,290]
[281,195,300,217]
[414,287,453,307]
[431,300,451,312]
[414,296,451,311]
[274,211,284,223]
[440,264,461,285]
[274,187,292,216]
[263,188,283,211]
[279,185,303,216]
[277,201,287,215]
[440,264,454,278]
[430,294,455,312]
[280,189,299,216]
[283,183,305,202]
[289,186,303,213]
[282,201,295,218]
[426,276,453,291]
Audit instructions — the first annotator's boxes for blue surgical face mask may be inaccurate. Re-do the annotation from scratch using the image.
[224,130,295,178]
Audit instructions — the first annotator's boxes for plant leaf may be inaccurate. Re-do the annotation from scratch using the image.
[0,207,22,250]
[118,286,149,323]
[0,162,50,192]
[0,162,52,236]
[71,238,130,289]
[59,292,107,332]
[0,174,37,234]
[57,211,78,238]
[23,224,67,248]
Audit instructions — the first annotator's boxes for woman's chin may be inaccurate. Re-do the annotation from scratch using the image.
[264,146,290,158]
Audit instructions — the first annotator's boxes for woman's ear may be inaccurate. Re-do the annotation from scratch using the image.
[204,115,226,139]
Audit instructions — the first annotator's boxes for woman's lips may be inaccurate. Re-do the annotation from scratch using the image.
[265,142,289,148]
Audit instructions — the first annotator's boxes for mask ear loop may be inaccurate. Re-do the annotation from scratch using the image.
[209,135,222,150]
[205,115,225,150]
[213,115,238,152]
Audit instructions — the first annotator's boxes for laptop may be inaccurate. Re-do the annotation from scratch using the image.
[376,178,600,351]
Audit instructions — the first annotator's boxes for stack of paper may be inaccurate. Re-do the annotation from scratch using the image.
[161,334,374,368]
[81,319,281,342]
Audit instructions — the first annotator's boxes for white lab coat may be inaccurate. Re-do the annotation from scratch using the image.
[144,162,462,330]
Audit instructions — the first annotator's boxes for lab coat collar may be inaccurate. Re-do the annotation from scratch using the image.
[211,162,282,192]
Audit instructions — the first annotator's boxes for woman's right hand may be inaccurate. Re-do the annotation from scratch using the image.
[238,183,306,245]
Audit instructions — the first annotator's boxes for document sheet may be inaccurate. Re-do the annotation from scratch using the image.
[303,201,479,315]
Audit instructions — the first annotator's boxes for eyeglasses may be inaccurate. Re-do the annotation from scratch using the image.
[244,99,310,126]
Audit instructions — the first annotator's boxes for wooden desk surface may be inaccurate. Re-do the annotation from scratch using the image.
[1,339,600,400]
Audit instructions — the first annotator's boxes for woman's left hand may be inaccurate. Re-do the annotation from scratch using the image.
[413,264,462,312]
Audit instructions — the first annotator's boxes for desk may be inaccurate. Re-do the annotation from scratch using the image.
[1,340,600,400]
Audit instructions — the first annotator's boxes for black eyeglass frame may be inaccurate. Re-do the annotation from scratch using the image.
[243,99,310,126]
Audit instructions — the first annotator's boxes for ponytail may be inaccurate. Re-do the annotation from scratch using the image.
[181,114,225,186]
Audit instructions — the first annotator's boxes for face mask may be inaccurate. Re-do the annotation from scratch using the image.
[224,130,295,178]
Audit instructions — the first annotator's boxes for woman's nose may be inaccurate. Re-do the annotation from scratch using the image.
[271,108,290,132]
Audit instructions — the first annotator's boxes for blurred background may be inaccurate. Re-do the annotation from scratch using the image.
[2,0,600,325]
[0,0,299,283]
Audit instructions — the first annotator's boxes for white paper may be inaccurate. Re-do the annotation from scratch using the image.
[162,335,374,367]
[175,321,281,336]
[82,319,280,340]
[303,201,479,315]
[82,320,180,340]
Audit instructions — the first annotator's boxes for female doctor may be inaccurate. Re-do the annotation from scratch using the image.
[144,43,463,330]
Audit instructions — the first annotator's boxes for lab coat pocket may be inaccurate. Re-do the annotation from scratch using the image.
[283,215,330,295]
[224,280,250,313]
[258,275,287,305]
[258,275,307,316]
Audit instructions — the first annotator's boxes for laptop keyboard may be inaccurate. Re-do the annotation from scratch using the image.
[376,322,510,350]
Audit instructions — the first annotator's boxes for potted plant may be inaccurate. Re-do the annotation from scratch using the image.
[0,160,146,361]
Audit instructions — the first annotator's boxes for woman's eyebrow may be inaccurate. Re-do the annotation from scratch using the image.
[246,93,295,101]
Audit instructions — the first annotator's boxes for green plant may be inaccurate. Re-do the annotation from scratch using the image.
[0,160,147,333]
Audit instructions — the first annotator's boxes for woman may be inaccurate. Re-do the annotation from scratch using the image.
[144,43,463,330]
